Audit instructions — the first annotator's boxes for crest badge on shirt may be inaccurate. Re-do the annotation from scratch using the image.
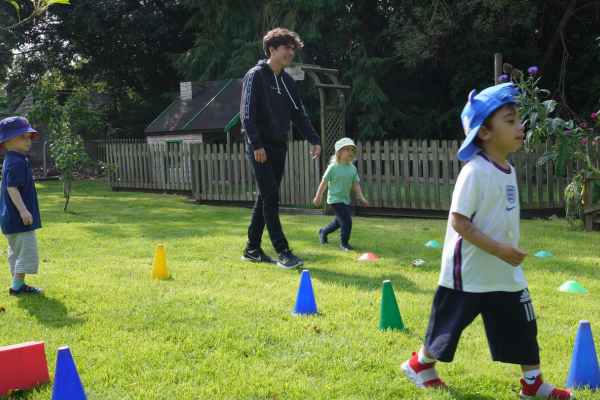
[506,185,516,204]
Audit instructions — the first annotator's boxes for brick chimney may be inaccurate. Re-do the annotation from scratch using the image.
[180,82,204,100]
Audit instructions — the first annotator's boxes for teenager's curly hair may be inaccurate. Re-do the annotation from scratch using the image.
[263,28,303,58]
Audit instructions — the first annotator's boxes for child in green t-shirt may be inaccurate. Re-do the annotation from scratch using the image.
[313,138,368,250]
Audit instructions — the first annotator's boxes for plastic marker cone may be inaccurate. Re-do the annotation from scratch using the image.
[151,244,168,279]
[52,346,87,400]
[379,280,405,330]
[534,251,554,258]
[0,341,49,396]
[558,281,587,293]
[292,270,319,315]
[567,320,600,391]
[358,252,378,260]
[424,240,442,248]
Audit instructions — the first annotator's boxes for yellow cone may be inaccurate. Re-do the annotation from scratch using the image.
[151,244,169,279]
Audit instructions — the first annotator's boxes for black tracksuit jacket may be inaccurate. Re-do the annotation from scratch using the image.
[240,60,321,151]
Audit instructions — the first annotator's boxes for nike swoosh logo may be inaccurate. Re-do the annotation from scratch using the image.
[506,206,516,211]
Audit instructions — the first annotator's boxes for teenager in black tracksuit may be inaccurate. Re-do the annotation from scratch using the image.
[240,28,321,269]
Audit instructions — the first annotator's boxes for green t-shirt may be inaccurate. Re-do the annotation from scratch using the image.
[323,163,360,205]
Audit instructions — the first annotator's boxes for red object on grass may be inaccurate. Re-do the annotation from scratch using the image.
[0,341,49,395]
[358,252,379,260]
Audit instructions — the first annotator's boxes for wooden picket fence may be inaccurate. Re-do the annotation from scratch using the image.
[92,139,145,164]
[351,139,591,211]
[98,139,599,212]
[189,141,320,205]
[104,141,193,191]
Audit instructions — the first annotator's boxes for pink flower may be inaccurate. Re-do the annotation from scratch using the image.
[582,138,587,143]
[552,133,558,138]
[580,123,585,128]
[567,131,572,135]
[592,113,597,119]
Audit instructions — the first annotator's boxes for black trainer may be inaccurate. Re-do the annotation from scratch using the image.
[277,249,304,269]
[340,244,355,251]
[241,248,277,263]
[318,229,328,244]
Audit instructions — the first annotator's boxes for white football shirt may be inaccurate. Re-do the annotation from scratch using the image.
[439,152,528,293]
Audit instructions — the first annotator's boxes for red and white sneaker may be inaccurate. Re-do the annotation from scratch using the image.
[401,351,447,389]
[520,375,574,399]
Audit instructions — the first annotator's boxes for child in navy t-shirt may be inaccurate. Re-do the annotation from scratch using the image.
[0,116,42,296]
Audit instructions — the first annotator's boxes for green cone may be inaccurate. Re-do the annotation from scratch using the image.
[558,281,587,293]
[379,280,405,330]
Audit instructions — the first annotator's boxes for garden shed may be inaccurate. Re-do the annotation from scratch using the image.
[144,79,244,148]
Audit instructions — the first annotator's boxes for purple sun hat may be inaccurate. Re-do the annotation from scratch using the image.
[458,83,521,161]
[0,116,38,148]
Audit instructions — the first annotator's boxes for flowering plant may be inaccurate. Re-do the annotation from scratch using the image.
[501,63,600,228]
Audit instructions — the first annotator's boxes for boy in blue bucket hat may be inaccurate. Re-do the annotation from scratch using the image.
[401,83,574,399]
[0,116,43,296]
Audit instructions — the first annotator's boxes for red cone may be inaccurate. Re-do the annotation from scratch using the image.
[358,252,379,260]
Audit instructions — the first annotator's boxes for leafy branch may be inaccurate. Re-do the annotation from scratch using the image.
[504,63,600,229]
[0,0,69,32]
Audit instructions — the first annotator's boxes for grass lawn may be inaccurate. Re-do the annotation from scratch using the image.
[1,179,599,399]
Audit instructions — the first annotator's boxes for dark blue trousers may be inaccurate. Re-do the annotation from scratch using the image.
[322,202,352,245]
[246,140,289,253]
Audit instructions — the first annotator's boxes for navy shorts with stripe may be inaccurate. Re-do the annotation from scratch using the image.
[424,286,540,365]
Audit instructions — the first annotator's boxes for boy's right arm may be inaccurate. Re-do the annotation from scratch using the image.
[451,212,528,267]
[7,186,32,225]
[240,71,265,162]
[313,179,328,206]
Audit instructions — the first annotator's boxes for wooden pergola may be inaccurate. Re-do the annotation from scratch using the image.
[294,64,351,171]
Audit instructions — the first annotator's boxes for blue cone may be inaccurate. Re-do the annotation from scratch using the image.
[567,321,600,391]
[292,270,319,315]
[52,346,87,400]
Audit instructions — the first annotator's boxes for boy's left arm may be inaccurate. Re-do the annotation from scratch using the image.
[352,182,368,207]
[290,82,321,159]
[451,212,527,266]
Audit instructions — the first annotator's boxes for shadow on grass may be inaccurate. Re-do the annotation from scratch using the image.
[16,293,86,328]
[307,267,434,295]
[0,381,52,399]
[445,387,498,399]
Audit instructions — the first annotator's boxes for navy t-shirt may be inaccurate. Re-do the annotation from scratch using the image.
[0,151,41,234]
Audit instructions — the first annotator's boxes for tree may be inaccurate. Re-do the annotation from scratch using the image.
[389,0,600,138]
[0,0,191,137]
[24,73,114,212]
[171,0,403,140]
[2,0,599,141]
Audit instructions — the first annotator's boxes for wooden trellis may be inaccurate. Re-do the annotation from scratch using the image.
[300,65,350,171]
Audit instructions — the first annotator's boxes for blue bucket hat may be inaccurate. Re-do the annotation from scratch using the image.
[0,116,38,148]
[458,83,521,161]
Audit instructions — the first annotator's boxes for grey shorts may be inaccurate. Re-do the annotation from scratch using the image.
[6,230,39,274]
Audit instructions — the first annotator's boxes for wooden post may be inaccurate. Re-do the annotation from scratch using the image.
[584,174,594,231]
[494,53,502,85]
